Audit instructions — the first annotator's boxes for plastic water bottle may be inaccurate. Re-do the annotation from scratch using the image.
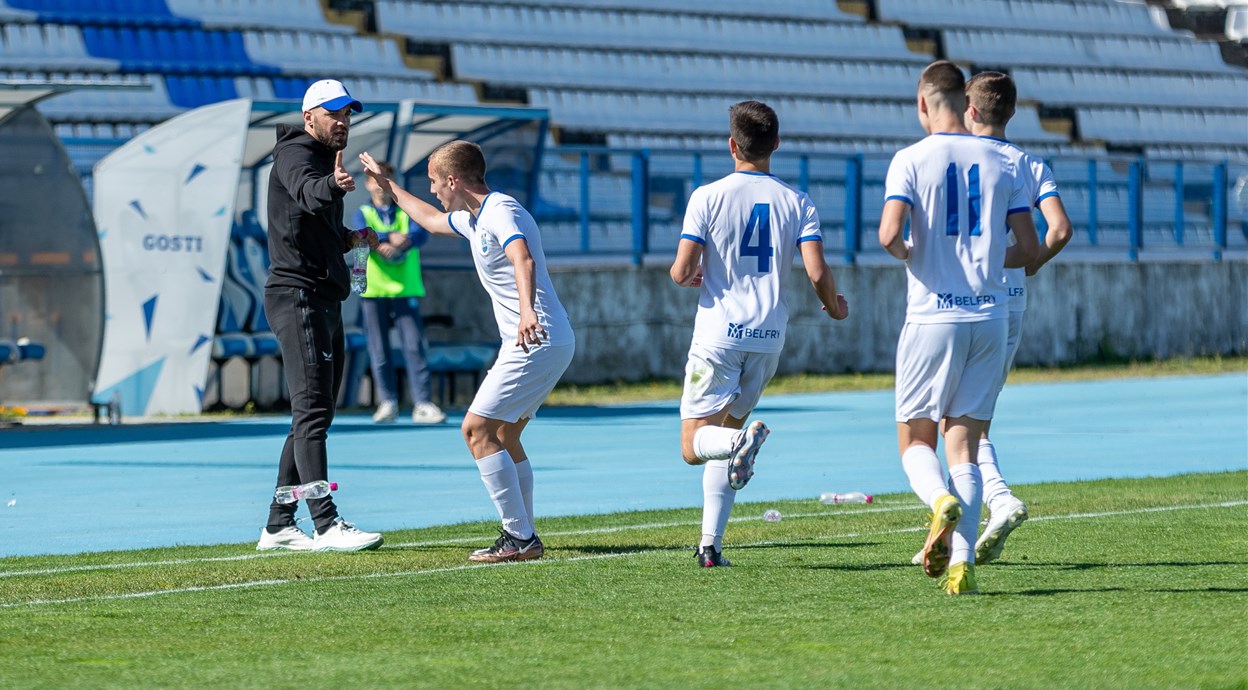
[274,480,338,504]
[350,234,368,294]
[820,491,873,505]
[763,509,782,522]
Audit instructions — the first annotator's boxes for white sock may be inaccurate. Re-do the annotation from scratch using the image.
[978,439,1014,512]
[901,445,950,510]
[476,450,534,540]
[693,425,740,462]
[514,458,534,525]
[700,459,735,550]
[948,463,982,565]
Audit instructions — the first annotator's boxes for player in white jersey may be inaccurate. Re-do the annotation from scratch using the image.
[360,142,574,563]
[878,61,1039,594]
[671,100,849,567]
[963,71,1072,563]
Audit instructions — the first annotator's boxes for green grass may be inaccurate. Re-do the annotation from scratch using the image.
[546,354,1248,405]
[1,472,1244,688]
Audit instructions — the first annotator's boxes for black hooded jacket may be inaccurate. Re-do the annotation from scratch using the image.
[265,123,353,301]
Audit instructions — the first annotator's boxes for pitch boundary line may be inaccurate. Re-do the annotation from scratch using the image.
[0,504,920,579]
[1,500,1243,608]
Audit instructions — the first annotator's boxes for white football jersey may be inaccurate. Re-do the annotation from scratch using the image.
[448,192,574,345]
[682,171,823,353]
[884,132,1031,324]
[980,136,1059,313]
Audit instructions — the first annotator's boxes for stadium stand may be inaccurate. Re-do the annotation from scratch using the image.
[6,0,1243,408]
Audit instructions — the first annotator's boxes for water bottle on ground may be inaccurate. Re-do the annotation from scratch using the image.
[350,233,369,294]
[763,509,782,522]
[820,491,873,505]
[274,480,338,504]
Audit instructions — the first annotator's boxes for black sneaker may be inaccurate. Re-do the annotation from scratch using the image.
[468,529,545,563]
[695,545,732,567]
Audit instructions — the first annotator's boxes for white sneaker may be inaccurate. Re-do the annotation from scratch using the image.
[975,497,1029,564]
[313,519,384,552]
[412,401,446,424]
[256,525,314,551]
[727,420,769,490]
[372,400,398,423]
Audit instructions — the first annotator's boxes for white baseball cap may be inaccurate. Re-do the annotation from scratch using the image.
[301,79,363,113]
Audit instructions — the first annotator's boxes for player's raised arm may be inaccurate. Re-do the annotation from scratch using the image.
[1003,210,1040,268]
[878,199,912,261]
[358,151,456,236]
[1026,195,1073,276]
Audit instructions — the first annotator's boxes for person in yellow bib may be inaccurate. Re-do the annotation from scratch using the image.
[354,160,446,424]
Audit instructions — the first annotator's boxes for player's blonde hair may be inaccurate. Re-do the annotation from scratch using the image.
[429,140,486,184]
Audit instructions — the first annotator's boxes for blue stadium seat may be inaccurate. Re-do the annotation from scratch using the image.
[16,338,46,362]
[4,0,196,27]
[0,339,17,365]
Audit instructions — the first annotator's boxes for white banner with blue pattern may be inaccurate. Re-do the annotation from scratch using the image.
[92,99,249,416]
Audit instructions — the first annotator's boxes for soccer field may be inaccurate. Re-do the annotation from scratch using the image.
[1,471,1244,688]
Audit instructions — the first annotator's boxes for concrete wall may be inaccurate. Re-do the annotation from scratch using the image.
[420,257,1247,384]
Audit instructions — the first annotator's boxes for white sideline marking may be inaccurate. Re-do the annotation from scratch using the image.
[387,504,923,548]
[0,551,291,579]
[0,504,919,578]
[1,500,1243,609]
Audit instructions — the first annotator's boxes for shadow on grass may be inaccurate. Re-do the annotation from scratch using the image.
[990,560,1248,570]
[562,543,681,555]
[985,586,1248,596]
[734,541,882,550]
[1145,587,1248,594]
[803,562,915,572]
[981,588,1130,597]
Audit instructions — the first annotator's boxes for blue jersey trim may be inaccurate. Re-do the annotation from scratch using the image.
[1034,191,1060,206]
[1007,206,1031,216]
[679,233,706,245]
[797,235,823,244]
[447,213,464,238]
[933,132,977,138]
[733,171,773,178]
[886,195,913,206]
[501,233,526,250]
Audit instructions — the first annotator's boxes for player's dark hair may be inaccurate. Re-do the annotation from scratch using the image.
[919,60,967,98]
[966,71,1018,128]
[430,140,486,184]
[729,100,779,162]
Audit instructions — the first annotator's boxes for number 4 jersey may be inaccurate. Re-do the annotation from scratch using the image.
[884,132,1031,324]
[681,170,823,353]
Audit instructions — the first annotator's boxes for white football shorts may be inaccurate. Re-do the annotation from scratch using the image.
[468,341,575,423]
[680,342,781,421]
[894,319,1008,423]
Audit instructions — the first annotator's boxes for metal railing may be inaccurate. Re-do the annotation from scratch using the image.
[535,146,1246,264]
[61,138,1247,265]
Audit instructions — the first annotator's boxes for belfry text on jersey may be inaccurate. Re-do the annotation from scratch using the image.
[936,293,997,309]
[727,322,780,340]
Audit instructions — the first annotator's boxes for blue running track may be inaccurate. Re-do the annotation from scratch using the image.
[1,374,1244,556]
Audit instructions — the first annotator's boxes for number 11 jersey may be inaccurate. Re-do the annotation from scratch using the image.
[884,132,1031,324]
[681,171,823,353]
